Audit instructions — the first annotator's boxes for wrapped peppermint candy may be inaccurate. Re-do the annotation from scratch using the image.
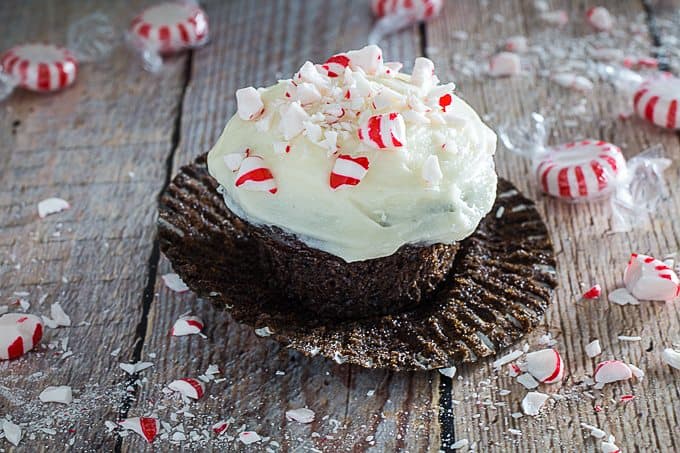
[368,0,443,44]
[0,13,117,101]
[599,65,680,130]
[499,113,670,232]
[127,1,209,73]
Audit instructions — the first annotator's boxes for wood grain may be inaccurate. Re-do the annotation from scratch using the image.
[428,0,680,451]
[0,1,187,451]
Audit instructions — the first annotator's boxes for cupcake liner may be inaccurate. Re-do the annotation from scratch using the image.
[159,154,557,371]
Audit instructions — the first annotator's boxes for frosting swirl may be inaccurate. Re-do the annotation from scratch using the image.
[208,45,497,262]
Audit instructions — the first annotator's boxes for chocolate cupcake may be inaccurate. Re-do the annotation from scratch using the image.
[207,45,497,320]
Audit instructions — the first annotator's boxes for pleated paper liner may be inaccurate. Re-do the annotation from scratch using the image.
[158,154,557,371]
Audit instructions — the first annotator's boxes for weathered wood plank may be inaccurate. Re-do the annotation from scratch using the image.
[0,1,187,451]
[428,0,680,451]
[122,0,443,451]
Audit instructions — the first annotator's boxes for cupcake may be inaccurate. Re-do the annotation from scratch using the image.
[207,45,497,320]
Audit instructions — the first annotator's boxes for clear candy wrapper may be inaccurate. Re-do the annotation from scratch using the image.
[0,13,117,102]
[599,64,680,130]
[126,1,209,73]
[499,113,670,232]
[368,0,443,44]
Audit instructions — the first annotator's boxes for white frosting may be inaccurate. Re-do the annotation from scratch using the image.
[208,46,497,262]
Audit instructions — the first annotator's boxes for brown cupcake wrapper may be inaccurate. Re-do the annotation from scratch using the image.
[159,154,557,370]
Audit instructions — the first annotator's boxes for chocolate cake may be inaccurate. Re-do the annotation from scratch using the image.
[205,45,498,320]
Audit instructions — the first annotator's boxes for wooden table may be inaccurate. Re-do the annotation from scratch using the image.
[1,1,679,451]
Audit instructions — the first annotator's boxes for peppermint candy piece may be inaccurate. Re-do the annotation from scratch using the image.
[235,156,277,194]
[0,313,43,360]
[524,348,564,384]
[130,2,208,53]
[161,273,189,292]
[624,253,680,301]
[346,45,383,75]
[585,340,602,358]
[1,44,77,92]
[38,197,70,218]
[586,6,614,32]
[320,54,350,78]
[239,431,261,445]
[2,420,22,446]
[171,315,204,336]
[39,385,73,405]
[521,391,549,416]
[633,75,680,130]
[551,73,594,92]
[168,378,205,399]
[330,155,370,190]
[593,360,632,385]
[370,0,443,20]
[582,284,602,299]
[118,417,160,444]
[489,52,521,77]
[236,87,264,121]
[358,113,406,149]
[212,420,229,435]
[411,57,436,90]
[662,348,680,370]
[223,148,249,171]
[285,408,315,424]
[504,36,528,53]
[534,140,626,201]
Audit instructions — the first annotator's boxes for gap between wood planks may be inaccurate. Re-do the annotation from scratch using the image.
[114,52,194,453]
[108,2,676,450]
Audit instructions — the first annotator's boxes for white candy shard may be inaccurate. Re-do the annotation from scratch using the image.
[2,420,22,446]
[438,366,457,378]
[422,155,443,186]
[525,348,564,383]
[593,360,632,385]
[161,273,189,292]
[580,422,607,439]
[295,82,322,105]
[489,52,521,77]
[541,10,568,26]
[585,340,602,358]
[505,36,528,53]
[168,378,205,400]
[223,149,248,171]
[586,6,614,32]
[346,45,383,75]
[285,408,315,424]
[628,363,644,379]
[551,73,594,92]
[236,87,264,121]
[517,373,540,389]
[171,315,204,336]
[279,101,309,140]
[450,438,469,449]
[39,385,73,404]
[38,198,70,218]
[601,439,621,453]
[239,431,261,445]
[411,57,436,90]
[119,361,154,375]
[608,287,639,306]
[624,253,680,301]
[662,348,680,370]
[254,326,273,337]
[521,391,549,416]
[493,349,523,368]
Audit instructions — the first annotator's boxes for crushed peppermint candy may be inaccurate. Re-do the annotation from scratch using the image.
[662,348,680,370]
[593,360,633,387]
[119,361,154,375]
[493,349,524,368]
[168,378,205,400]
[285,408,315,424]
[524,348,564,384]
[39,386,73,405]
[624,253,680,301]
[521,391,549,416]
[585,340,602,358]
[171,315,204,336]
[37,197,70,218]
[488,52,521,77]
[254,326,274,337]
[438,366,456,378]
[236,87,264,121]
[238,431,261,445]
[607,287,639,306]
[586,6,614,32]
[582,284,602,300]
[118,417,160,444]
[161,273,189,292]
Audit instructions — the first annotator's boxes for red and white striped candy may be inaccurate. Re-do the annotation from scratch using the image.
[1,44,77,92]
[130,2,209,53]
[168,378,205,399]
[582,284,602,300]
[118,417,160,444]
[320,54,350,78]
[586,6,614,32]
[370,0,443,20]
[633,74,680,130]
[330,154,370,190]
[489,52,521,77]
[171,315,204,336]
[346,45,384,75]
[0,313,43,360]
[525,348,564,384]
[234,156,277,194]
[358,113,406,149]
[593,360,632,384]
[534,140,626,201]
[624,253,680,301]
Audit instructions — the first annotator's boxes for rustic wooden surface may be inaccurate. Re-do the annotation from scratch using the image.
[0,0,678,452]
